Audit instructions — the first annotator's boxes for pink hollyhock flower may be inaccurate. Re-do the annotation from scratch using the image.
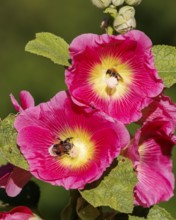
[0,164,31,197]
[65,30,164,124]
[123,120,175,207]
[10,90,35,112]
[139,94,176,128]
[0,90,34,197]
[0,206,42,220]
[15,91,130,189]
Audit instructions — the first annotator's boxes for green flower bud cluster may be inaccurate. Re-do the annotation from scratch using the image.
[112,0,124,7]
[91,0,142,34]
[124,0,142,6]
[91,0,141,8]
[91,0,112,9]
[113,6,136,33]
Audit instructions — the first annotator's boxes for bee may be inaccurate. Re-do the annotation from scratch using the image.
[52,137,73,157]
[106,68,122,81]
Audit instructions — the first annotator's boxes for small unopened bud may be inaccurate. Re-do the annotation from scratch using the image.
[91,0,111,9]
[30,215,43,220]
[125,0,142,6]
[113,6,136,33]
[100,19,109,29]
[112,0,125,7]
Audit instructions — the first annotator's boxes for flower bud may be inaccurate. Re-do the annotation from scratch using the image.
[112,0,124,7]
[91,0,111,9]
[30,215,43,220]
[0,206,43,220]
[113,6,136,33]
[125,0,142,6]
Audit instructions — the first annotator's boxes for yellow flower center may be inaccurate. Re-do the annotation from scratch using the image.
[49,127,95,169]
[88,55,133,100]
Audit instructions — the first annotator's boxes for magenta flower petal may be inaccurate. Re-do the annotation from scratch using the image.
[15,91,130,189]
[2,90,34,197]
[0,164,14,187]
[65,30,164,124]
[0,164,32,197]
[0,206,42,220]
[135,159,174,207]
[139,94,176,128]
[124,120,175,207]
[5,167,32,197]
[10,90,34,112]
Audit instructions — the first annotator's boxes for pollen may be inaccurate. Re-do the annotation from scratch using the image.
[69,147,79,158]
[58,127,95,169]
[68,138,86,158]
[106,77,118,89]
[88,55,133,100]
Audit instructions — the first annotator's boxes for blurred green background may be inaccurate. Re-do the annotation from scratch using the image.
[0,0,176,219]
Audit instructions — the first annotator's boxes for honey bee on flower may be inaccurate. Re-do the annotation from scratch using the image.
[15,91,130,190]
[65,30,164,124]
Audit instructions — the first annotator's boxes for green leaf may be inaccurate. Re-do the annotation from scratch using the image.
[25,32,70,66]
[0,114,29,170]
[129,216,145,220]
[0,155,8,166]
[153,45,176,88]
[129,206,175,220]
[147,206,175,220]
[80,156,137,213]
